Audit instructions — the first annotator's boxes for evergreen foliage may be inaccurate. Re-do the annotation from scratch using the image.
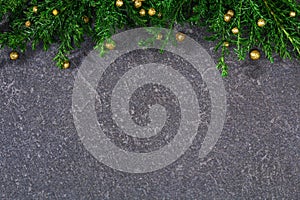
[0,0,299,75]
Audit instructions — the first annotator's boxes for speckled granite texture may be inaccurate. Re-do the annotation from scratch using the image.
[0,25,299,199]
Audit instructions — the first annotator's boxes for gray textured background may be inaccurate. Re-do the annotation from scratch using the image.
[0,25,299,199]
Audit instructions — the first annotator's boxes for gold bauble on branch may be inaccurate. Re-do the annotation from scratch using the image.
[176,32,186,42]
[249,49,261,60]
[105,42,116,50]
[224,14,231,22]
[139,9,146,16]
[227,10,234,17]
[134,1,142,8]
[156,33,163,40]
[82,16,89,23]
[148,8,156,16]
[63,60,70,69]
[289,11,296,17]
[25,21,31,27]
[116,0,124,7]
[257,18,266,27]
[224,41,229,47]
[231,27,239,34]
[52,9,59,16]
[33,6,38,13]
[10,51,19,60]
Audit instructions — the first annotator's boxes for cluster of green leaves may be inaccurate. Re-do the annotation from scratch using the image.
[190,0,300,76]
[0,0,299,74]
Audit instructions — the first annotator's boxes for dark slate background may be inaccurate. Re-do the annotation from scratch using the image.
[0,24,299,199]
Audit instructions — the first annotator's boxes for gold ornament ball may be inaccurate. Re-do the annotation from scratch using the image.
[25,21,31,27]
[289,11,296,17]
[156,33,163,40]
[227,10,234,17]
[139,9,146,16]
[52,9,59,16]
[63,61,70,69]
[231,27,239,34]
[157,12,162,18]
[82,16,89,23]
[10,51,19,60]
[148,8,156,16]
[257,18,266,27]
[134,1,142,8]
[105,42,116,50]
[224,41,229,47]
[224,14,232,22]
[33,6,38,13]
[116,0,124,7]
[176,32,186,42]
[250,49,261,60]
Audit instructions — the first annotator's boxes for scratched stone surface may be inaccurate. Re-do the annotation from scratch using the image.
[0,24,299,199]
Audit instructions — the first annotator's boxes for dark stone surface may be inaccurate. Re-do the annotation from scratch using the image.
[0,26,299,199]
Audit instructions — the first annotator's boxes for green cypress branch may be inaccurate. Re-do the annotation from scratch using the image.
[0,0,299,74]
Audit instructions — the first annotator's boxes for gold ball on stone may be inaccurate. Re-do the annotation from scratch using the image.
[63,61,70,69]
[156,33,163,40]
[176,32,186,42]
[250,49,261,60]
[10,51,19,60]
[105,42,116,50]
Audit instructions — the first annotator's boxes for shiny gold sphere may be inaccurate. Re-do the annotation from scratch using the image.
[257,18,266,27]
[224,14,232,22]
[116,0,124,7]
[139,9,146,16]
[148,8,156,16]
[52,9,59,16]
[289,11,296,17]
[250,49,261,60]
[105,42,116,50]
[139,9,146,17]
[33,6,38,13]
[25,21,31,27]
[176,32,186,42]
[231,27,239,34]
[156,33,163,40]
[63,61,70,69]
[227,10,234,17]
[82,16,89,23]
[9,51,19,60]
[134,1,142,8]
[224,41,229,47]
